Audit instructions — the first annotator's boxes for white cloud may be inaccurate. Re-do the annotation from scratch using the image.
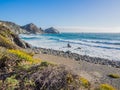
[55,26,120,33]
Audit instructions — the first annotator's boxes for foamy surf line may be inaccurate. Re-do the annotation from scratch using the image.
[19,33,120,61]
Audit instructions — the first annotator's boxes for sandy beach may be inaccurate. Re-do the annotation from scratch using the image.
[34,53,120,89]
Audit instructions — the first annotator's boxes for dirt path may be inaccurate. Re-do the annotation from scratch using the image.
[34,53,120,89]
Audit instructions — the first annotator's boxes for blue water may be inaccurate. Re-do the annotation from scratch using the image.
[20,33,120,61]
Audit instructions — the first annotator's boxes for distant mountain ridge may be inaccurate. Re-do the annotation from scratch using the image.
[21,23,44,34]
[44,27,60,34]
[0,20,60,34]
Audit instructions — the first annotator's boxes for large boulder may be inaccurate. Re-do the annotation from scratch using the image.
[44,27,60,34]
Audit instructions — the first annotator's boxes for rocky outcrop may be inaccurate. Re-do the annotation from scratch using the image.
[11,34,32,48]
[0,24,31,49]
[21,23,44,34]
[44,27,60,34]
[0,20,28,34]
[35,48,120,68]
[0,20,60,34]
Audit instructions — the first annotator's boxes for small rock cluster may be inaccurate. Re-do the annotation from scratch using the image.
[33,47,120,68]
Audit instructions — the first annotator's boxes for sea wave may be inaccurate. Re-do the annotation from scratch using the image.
[47,37,120,50]
[80,39,120,45]
[19,33,120,61]
[19,34,40,39]
[20,34,120,50]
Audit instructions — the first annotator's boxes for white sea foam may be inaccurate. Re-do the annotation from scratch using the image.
[20,34,120,61]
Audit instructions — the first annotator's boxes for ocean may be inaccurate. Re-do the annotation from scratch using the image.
[19,33,120,61]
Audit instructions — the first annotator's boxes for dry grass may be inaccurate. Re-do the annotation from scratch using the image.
[30,65,81,90]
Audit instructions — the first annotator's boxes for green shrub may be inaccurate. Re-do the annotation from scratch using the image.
[4,75,19,90]
[79,77,90,88]
[17,64,32,71]
[98,84,116,90]
[108,74,120,78]
[24,78,35,87]
[0,80,2,87]
[8,49,41,65]
[40,61,50,67]
[66,73,73,84]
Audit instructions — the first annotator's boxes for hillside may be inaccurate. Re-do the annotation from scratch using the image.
[0,20,28,34]
[0,22,118,90]
[0,24,31,49]
[0,22,88,90]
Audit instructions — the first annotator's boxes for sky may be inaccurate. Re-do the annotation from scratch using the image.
[0,0,120,32]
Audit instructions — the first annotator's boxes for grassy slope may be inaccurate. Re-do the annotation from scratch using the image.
[0,25,18,49]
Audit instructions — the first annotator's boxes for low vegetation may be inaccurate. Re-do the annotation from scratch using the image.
[40,61,55,67]
[4,75,19,90]
[8,49,40,65]
[30,65,82,90]
[0,25,17,49]
[108,74,120,78]
[97,84,116,90]
[79,77,90,88]
[0,34,16,49]
[0,47,82,90]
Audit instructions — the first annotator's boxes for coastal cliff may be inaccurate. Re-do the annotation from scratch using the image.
[0,20,28,34]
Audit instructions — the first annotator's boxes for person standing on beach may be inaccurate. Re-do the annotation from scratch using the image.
[67,42,71,48]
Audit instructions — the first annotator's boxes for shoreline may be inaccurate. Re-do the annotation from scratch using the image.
[32,47,120,68]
